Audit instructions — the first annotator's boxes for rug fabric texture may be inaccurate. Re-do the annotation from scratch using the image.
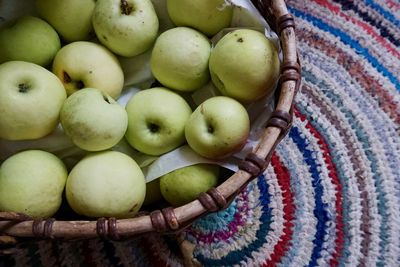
[1,0,400,266]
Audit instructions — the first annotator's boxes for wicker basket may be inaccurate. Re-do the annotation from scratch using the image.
[0,0,300,258]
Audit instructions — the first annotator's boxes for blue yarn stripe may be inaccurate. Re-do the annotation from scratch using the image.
[302,45,400,186]
[289,126,328,267]
[193,200,238,233]
[302,69,390,266]
[293,102,351,267]
[288,7,400,92]
[277,143,317,266]
[332,0,400,46]
[366,0,400,27]
[195,175,272,266]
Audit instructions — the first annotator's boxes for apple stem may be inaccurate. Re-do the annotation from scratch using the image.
[63,71,72,83]
[120,0,133,15]
[103,95,111,104]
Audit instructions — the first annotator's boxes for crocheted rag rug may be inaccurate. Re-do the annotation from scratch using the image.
[1,0,400,266]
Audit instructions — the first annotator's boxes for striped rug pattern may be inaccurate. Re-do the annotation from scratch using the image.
[2,0,399,266]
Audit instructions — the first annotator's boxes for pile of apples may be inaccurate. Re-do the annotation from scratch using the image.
[0,0,280,219]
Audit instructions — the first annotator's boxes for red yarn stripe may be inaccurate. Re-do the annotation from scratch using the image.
[297,28,400,125]
[384,0,400,11]
[262,153,295,267]
[294,108,345,267]
[314,0,400,59]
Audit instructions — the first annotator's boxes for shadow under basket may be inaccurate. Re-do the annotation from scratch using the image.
[0,0,301,264]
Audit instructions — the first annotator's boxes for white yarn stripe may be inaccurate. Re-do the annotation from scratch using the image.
[277,132,317,267]
[295,16,400,103]
[302,41,400,265]
[377,0,400,20]
[300,45,382,265]
[295,90,364,266]
[298,17,400,179]
[294,115,339,266]
[298,21,400,205]
[300,0,400,74]
[242,166,285,267]
[357,1,400,37]
[191,185,262,261]
[297,76,382,266]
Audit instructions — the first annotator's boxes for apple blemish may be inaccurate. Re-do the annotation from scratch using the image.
[120,0,133,15]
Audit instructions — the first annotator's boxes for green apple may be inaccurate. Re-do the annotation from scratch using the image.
[35,0,96,42]
[209,29,280,103]
[0,61,66,140]
[66,151,146,218]
[92,0,159,57]
[60,88,128,152]
[143,178,163,206]
[185,96,250,159]
[166,0,233,36]
[160,164,219,207]
[151,27,211,92]
[125,87,192,156]
[0,16,61,66]
[52,41,124,99]
[0,150,68,219]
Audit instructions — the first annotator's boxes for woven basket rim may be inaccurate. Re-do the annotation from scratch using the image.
[0,0,301,241]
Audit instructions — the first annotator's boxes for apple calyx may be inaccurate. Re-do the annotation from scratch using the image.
[147,122,160,133]
[63,71,84,90]
[18,83,30,93]
[120,0,133,15]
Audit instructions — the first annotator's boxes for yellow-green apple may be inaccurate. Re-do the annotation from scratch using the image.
[160,164,219,206]
[166,0,233,36]
[0,16,61,66]
[66,151,146,218]
[60,88,128,152]
[209,29,280,102]
[92,0,159,57]
[185,96,250,159]
[0,150,68,218]
[35,0,96,42]
[125,87,192,156]
[0,61,66,140]
[52,41,124,99]
[150,27,211,92]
